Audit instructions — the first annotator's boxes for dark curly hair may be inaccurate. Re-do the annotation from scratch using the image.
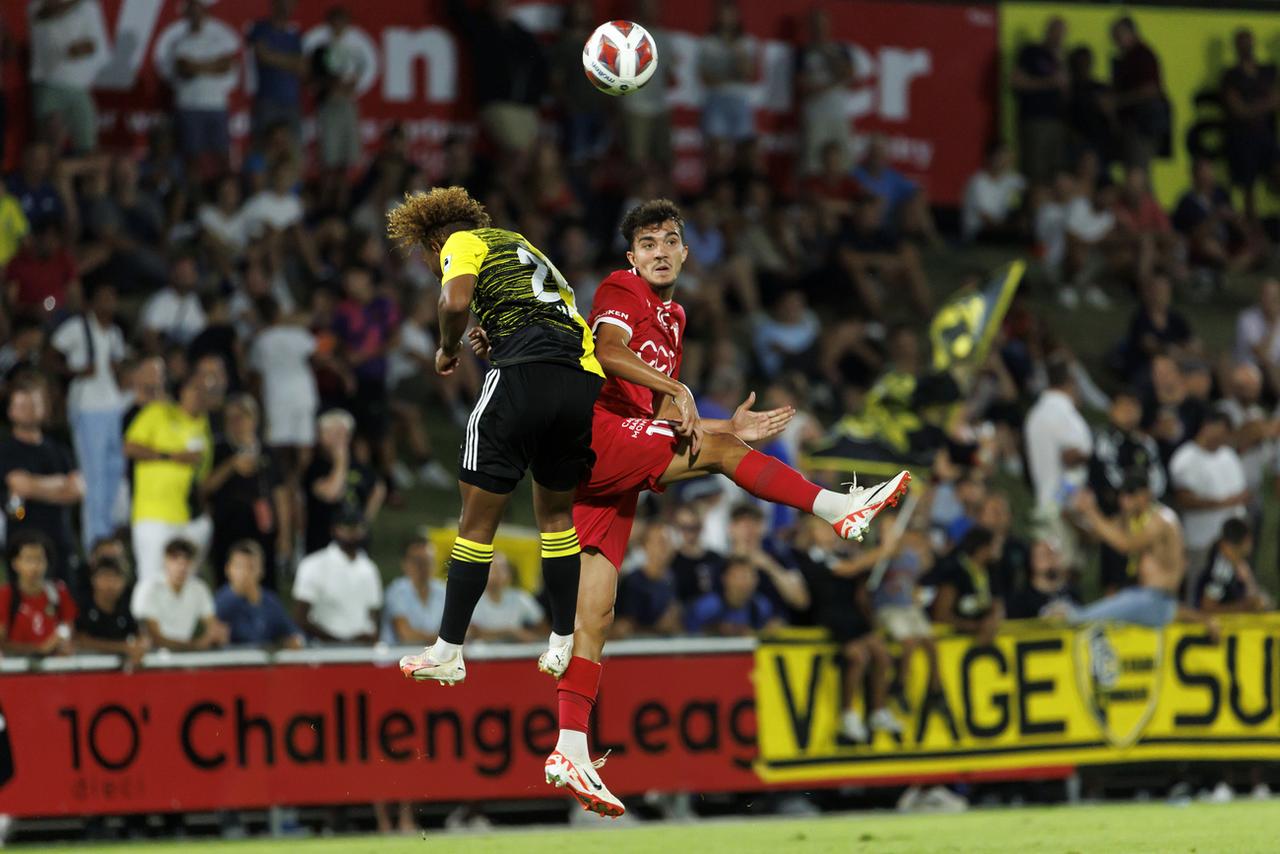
[619,198,685,248]
[386,186,492,253]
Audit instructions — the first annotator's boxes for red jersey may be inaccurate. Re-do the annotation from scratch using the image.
[588,270,685,418]
[0,581,76,644]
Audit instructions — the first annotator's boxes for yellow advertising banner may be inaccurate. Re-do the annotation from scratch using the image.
[755,617,1280,785]
[1000,3,1280,206]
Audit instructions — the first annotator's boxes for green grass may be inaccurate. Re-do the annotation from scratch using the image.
[27,801,1280,853]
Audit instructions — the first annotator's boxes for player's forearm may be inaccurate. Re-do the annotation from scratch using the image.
[1087,513,1137,555]
[596,341,682,398]
[437,304,470,354]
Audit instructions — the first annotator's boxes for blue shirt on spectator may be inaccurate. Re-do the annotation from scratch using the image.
[7,174,64,229]
[853,164,918,221]
[215,586,300,646]
[247,19,303,105]
[685,591,774,634]
[617,569,678,630]
[380,576,446,644]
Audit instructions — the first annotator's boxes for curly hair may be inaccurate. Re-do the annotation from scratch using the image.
[386,186,492,253]
[619,198,685,247]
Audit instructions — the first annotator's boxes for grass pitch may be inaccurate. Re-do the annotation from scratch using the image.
[28,801,1280,853]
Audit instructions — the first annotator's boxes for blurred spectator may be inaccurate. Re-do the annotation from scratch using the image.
[386,293,455,489]
[1217,361,1273,544]
[1024,357,1092,549]
[50,281,126,551]
[448,0,547,163]
[29,0,107,154]
[1220,29,1278,220]
[853,136,942,247]
[614,524,681,638]
[380,536,445,645]
[727,503,810,617]
[312,6,366,210]
[699,0,756,144]
[164,0,238,170]
[7,141,69,232]
[124,368,214,597]
[686,554,782,636]
[202,394,288,589]
[549,0,609,166]
[249,296,317,467]
[0,317,45,384]
[872,526,940,696]
[0,531,75,656]
[1004,537,1079,619]
[753,290,819,379]
[1172,157,1262,277]
[304,408,384,555]
[1088,389,1167,593]
[0,375,83,584]
[1109,16,1168,171]
[670,506,725,604]
[980,493,1030,598]
[1116,274,1197,381]
[1048,169,1116,309]
[961,140,1027,243]
[1011,17,1067,186]
[1065,45,1115,169]
[790,517,901,743]
[214,540,302,649]
[796,7,852,175]
[1195,518,1272,614]
[1169,411,1248,598]
[140,254,206,352]
[927,526,1004,643]
[247,0,305,146]
[132,537,227,651]
[838,196,931,319]
[292,507,381,643]
[4,219,80,321]
[333,265,398,483]
[1112,166,1183,286]
[470,552,546,642]
[619,0,672,168]
[0,180,30,269]
[199,174,249,272]
[74,554,147,669]
[1234,278,1280,384]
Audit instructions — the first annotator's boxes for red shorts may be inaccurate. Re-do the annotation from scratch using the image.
[573,409,679,570]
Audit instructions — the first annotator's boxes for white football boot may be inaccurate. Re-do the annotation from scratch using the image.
[832,471,911,541]
[399,647,466,685]
[537,636,574,679]
[545,750,625,818]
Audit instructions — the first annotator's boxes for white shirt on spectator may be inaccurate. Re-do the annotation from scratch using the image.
[28,0,109,88]
[198,203,250,254]
[162,18,240,110]
[132,575,215,642]
[1025,388,1093,510]
[1169,441,1248,549]
[1234,305,1280,367]
[388,320,433,388]
[471,587,544,634]
[50,313,126,412]
[242,191,303,236]
[1216,398,1276,496]
[962,169,1026,241]
[142,288,206,345]
[292,544,383,641]
[250,324,318,410]
[1065,196,1115,243]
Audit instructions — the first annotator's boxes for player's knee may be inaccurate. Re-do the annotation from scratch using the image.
[702,431,748,471]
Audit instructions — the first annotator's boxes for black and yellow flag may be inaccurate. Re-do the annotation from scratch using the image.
[929,260,1026,381]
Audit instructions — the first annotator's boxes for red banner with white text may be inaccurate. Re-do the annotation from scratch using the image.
[0,652,757,817]
[0,1,996,203]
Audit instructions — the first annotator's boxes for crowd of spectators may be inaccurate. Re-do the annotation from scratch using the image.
[1,0,1280,791]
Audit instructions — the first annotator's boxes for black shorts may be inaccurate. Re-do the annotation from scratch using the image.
[459,362,604,494]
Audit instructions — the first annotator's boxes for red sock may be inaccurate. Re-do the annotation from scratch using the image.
[557,656,602,733]
[732,449,821,513]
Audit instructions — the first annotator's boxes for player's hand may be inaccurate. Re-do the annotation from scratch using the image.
[730,391,795,444]
[672,384,703,456]
[435,346,460,376]
[468,327,491,360]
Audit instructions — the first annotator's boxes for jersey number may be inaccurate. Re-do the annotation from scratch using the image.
[516,246,572,307]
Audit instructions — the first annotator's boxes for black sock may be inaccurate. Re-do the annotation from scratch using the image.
[437,537,494,645]
[540,529,582,637]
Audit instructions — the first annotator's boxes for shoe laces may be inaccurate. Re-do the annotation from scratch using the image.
[591,749,612,769]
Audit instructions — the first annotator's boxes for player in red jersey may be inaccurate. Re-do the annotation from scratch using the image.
[469,200,910,816]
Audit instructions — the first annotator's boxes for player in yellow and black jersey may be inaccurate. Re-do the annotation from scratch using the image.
[388,186,603,686]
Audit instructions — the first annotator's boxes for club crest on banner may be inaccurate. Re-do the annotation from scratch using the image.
[1074,625,1164,749]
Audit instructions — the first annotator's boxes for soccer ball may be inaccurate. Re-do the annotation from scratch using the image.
[582,20,658,96]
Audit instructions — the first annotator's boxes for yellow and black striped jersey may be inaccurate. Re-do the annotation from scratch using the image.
[440,228,603,377]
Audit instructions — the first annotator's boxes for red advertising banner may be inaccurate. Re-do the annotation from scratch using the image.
[0,651,757,817]
[0,1,995,203]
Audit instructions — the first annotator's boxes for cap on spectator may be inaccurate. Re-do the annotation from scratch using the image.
[163,537,199,559]
[334,505,366,528]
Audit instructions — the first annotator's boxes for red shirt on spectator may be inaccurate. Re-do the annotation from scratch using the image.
[0,581,77,644]
[802,173,866,206]
[1116,193,1171,233]
[5,246,78,315]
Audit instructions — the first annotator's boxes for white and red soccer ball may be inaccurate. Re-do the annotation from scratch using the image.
[582,20,658,96]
